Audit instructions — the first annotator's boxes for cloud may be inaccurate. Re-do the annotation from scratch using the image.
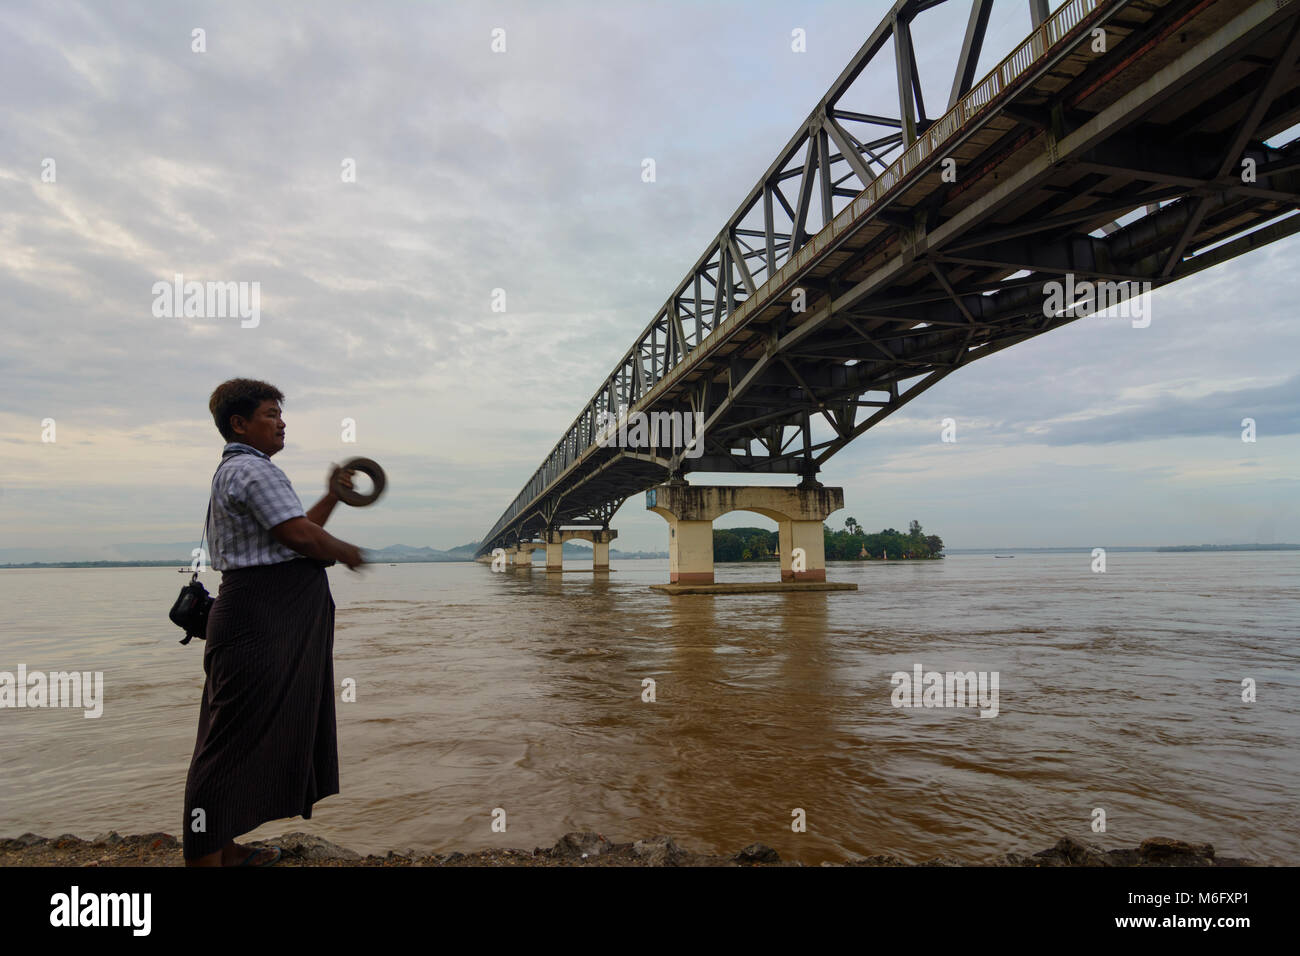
[1033,375,1299,445]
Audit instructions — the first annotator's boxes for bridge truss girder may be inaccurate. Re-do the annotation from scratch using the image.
[476,0,1300,556]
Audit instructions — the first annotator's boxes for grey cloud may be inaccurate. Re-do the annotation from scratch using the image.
[1036,375,1300,446]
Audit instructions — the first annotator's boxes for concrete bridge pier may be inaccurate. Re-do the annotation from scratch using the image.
[512,542,542,568]
[646,484,855,593]
[545,533,564,571]
[778,518,832,582]
[543,528,618,571]
[590,529,616,571]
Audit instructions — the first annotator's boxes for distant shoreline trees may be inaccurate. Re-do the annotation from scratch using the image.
[714,519,944,562]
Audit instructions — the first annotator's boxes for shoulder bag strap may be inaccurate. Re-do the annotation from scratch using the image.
[194,451,249,580]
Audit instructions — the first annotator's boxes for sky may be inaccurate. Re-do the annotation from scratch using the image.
[1,0,1297,561]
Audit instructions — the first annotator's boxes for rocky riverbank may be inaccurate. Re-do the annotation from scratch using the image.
[0,831,1259,867]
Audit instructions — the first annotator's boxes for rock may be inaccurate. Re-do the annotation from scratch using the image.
[1103,848,1142,866]
[632,835,685,866]
[1032,837,1110,867]
[1138,837,1214,865]
[552,831,611,860]
[91,831,124,847]
[120,832,178,852]
[54,833,83,848]
[418,851,466,866]
[268,832,361,862]
[850,854,908,866]
[8,833,47,848]
[735,843,780,864]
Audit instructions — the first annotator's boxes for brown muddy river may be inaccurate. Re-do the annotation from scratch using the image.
[1,552,1296,864]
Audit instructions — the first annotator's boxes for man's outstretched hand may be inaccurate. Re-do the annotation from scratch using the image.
[328,464,356,499]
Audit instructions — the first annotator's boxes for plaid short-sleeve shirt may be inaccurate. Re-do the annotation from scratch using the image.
[205,442,308,570]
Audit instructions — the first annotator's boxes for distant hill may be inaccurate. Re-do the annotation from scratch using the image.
[363,544,473,563]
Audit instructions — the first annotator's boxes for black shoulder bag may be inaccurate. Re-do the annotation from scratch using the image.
[169,510,215,645]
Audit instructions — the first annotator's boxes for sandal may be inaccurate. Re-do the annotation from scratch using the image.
[235,845,282,867]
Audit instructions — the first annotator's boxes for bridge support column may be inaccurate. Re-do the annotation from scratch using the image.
[540,529,620,572]
[667,519,716,584]
[647,484,845,588]
[591,529,617,570]
[512,544,538,568]
[779,519,828,582]
[545,533,564,572]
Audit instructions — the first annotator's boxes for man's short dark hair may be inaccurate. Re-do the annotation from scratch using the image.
[209,379,285,442]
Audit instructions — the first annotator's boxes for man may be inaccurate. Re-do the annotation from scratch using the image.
[183,378,365,867]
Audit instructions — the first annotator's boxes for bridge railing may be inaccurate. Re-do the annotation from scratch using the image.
[480,0,1108,550]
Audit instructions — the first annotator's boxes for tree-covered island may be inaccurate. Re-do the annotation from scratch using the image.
[714,518,944,562]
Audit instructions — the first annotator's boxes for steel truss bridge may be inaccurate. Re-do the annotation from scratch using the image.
[476,0,1300,557]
